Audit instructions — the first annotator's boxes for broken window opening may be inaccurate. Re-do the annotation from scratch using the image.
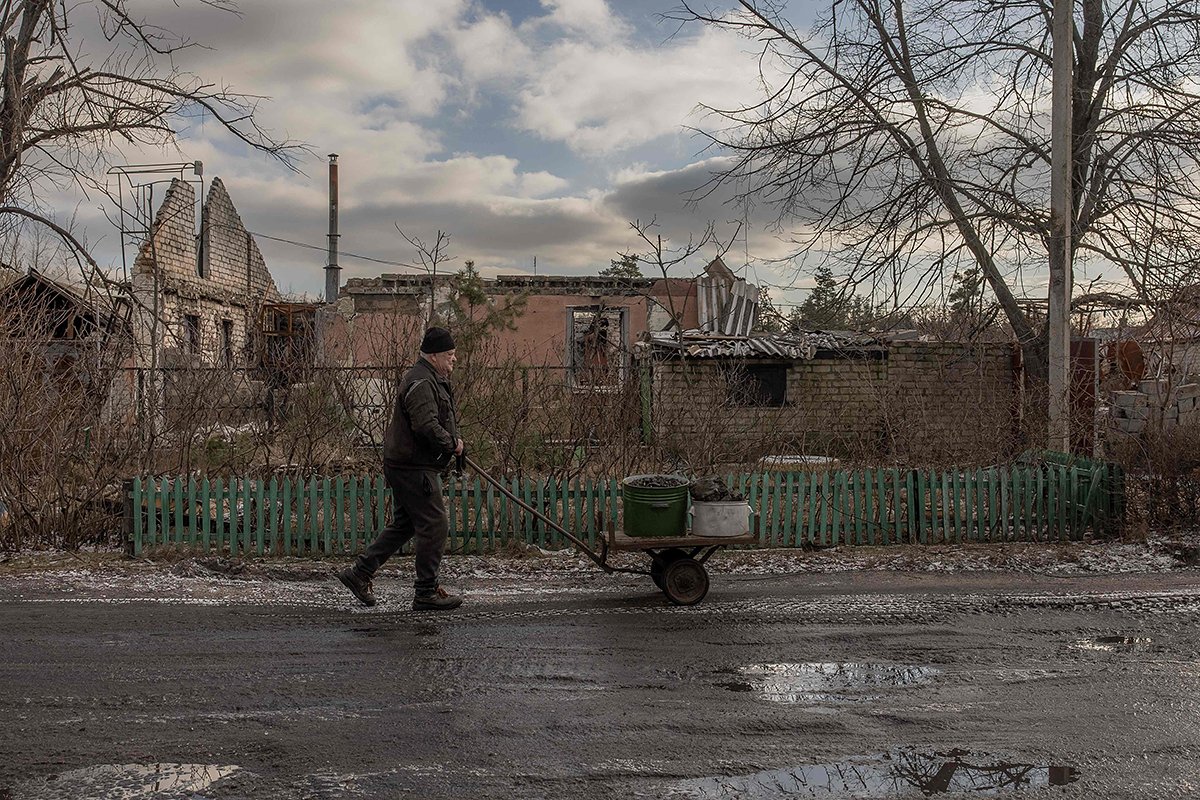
[220,318,234,366]
[728,362,788,407]
[258,302,318,375]
[569,307,626,390]
[183,314,201,356]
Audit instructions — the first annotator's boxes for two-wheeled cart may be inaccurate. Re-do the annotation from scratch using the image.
[464,456,754,606]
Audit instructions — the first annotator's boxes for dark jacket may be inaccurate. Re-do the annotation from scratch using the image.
[383,358,459,470]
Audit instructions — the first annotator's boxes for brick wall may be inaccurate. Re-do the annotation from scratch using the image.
[199,178,276,298]
[885,342,1018,461]
[130,178,279,367]
[649,341,1018,465]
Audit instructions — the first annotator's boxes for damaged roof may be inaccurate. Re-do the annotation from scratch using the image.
[641,329,882,359]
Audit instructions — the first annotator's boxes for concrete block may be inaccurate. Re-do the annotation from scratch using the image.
[1140,378,1171,397]
[1177,383,1200,400]
[1115,416,1146,434]
[1112,391,1148,409]
[1126,406,1151,421]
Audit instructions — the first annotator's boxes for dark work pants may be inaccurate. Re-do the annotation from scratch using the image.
[353,465,447,594]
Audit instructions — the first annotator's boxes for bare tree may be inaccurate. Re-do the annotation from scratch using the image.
[396,228,453,325]
[0,1,302,264]
[673,0,1200,383]
[621,217,742,335]
[0,271,138,548]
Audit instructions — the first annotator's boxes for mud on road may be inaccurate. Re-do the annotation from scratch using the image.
[1,547,1199,799]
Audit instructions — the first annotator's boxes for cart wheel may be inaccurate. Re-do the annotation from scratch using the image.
[651,548,687,590]
[662,557,709,606]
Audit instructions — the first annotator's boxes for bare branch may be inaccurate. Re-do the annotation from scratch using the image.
[674,0,1200,379]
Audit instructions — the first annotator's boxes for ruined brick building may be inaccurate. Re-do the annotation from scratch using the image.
[129,177,281,368]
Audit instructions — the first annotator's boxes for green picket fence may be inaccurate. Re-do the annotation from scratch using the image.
[125,454,1124,557]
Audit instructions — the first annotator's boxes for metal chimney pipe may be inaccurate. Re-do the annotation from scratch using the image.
[324,153,340,303]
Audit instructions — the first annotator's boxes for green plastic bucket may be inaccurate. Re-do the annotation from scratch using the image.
[621,474,689,538]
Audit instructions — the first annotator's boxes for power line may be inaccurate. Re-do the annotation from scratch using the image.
[245,229,425,271]
[238,229,1145,315]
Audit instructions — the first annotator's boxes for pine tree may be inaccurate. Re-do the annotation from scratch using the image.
[793,266,876,330]
[449,260,526,350]
[600,254,642,278]
[755,287,787,333]
[948,268,984,316]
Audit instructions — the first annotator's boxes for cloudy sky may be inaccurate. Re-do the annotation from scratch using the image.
[57,0,825,306]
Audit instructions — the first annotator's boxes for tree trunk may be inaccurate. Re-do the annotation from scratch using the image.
[1022,327,1049,387]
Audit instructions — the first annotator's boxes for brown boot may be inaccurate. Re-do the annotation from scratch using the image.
[338,568,376,607]
[412,585,462,611]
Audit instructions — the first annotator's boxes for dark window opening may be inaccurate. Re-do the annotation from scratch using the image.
[728,363,788,407]
[221,319,234,366]
[258,303,317,372]
[183,314,201,355]
[197,201,208,278]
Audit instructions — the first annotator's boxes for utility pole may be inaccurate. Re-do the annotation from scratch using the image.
[1048,0,1073,452]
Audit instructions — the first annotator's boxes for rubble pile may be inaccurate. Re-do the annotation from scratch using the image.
[1110,378,1200,435]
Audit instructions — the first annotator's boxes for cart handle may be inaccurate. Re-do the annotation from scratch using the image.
[462,455,612,573]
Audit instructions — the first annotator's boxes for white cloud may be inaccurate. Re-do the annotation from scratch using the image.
[512,24,762,155]
[518,171,570,198]
[356,155,569,204]
[535,0,631,40]
[453,13,532,83]
[39,1,801,299]
[156,0,464,106]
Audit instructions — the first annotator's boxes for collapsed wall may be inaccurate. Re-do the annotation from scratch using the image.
[1109,379,1200,436]
[120,177,282,430]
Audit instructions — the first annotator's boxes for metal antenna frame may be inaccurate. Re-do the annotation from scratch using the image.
[106,161,204,278]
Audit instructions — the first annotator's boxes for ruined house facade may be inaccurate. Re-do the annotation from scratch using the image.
[0,270,132,403]
[334,270,1031,463]
[106,177,295,429]
[130,177,280,368]
[337,273,699,385]
[1139,286,1200,382]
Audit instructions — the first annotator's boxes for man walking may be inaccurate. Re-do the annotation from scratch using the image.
[339,326,464,611]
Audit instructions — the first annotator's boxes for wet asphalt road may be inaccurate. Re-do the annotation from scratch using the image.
[3,570,1200,799]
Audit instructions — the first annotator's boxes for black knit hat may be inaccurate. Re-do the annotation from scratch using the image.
[420,326,455,354]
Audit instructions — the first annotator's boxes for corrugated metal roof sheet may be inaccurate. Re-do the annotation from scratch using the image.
[697,275,759,335]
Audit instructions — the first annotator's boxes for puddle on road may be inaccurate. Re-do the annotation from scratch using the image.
[669,749,1078,798]
[7,763,238,799]
[1073,635,1154,653]
[349,623,441,642]
[715,663,940,704]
